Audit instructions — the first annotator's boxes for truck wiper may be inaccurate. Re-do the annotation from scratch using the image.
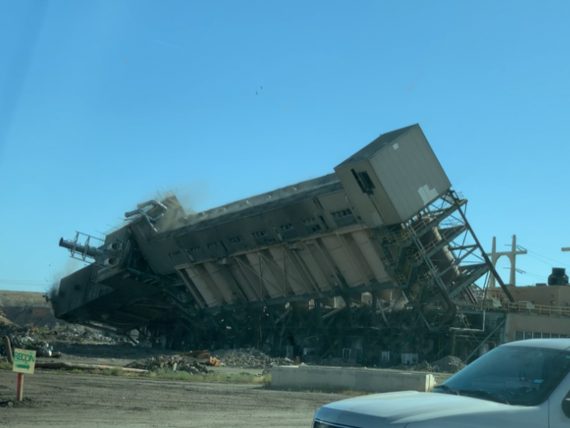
[434,384,459,395]
[459,389,510,404]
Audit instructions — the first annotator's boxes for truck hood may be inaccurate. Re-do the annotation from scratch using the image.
[314,391,545,428]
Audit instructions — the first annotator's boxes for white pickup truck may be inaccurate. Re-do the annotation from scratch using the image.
[313,339,570,428]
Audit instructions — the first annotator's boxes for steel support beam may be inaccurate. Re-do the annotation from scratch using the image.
[452,196,515,302]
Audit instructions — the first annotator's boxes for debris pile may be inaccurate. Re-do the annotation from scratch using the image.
[211,348,294,369]
[431,355,465,373]
[1,321,124,358]
[126,354,210,374]
[181,350,221,366]
[10,335,61,358]
[11,324,122,345]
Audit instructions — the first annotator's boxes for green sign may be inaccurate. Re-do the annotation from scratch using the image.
[13,349,36,374]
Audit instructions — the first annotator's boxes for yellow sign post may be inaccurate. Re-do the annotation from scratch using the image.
[12,349,36,401]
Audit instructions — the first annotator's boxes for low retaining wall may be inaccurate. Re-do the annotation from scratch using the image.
[271,366,435,393]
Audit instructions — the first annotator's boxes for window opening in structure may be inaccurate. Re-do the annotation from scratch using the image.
[303,217,322,233]
[351,169,375,195]
[331,209,353,219]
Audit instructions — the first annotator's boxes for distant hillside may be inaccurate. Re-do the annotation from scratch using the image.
[0,290,59,326]
[0,290,50,308]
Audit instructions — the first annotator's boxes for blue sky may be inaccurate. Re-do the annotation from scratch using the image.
[1,1,570,292]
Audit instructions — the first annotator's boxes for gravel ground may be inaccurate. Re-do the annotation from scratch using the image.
[0,370,348,428]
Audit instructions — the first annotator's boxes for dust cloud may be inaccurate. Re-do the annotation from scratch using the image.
[47,257,84,302]
[162,181,210,213]
[133,181,211,233]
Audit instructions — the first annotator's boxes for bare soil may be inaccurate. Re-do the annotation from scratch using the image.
[0,369,347,428]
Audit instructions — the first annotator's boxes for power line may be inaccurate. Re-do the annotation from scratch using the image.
[518,240,570,268]
[526,251,570,270]
[519,239,560,253]
[521,271,546,281]
[526,253,557,267]
[529,251,570,269]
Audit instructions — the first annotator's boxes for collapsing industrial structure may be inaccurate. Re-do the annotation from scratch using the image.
[53,124,565,366]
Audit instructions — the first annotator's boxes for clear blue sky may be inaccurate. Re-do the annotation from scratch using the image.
[1,1,569,292]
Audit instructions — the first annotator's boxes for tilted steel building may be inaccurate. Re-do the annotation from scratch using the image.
[53,124,513,363]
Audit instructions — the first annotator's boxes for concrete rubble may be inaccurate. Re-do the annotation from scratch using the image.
[9,324,124,345]
[431,355,465,373]
[0,312,124,359]
[0,305,466,379]
[125,348,295,374]
[126,354,211,374]
[211,348,295,369]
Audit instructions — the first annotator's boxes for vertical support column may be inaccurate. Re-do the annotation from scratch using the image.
[455,201,515,303]
[510,235,517,286]
[489,237,497,289]
[486,235,526,290]
[450,331,457,357]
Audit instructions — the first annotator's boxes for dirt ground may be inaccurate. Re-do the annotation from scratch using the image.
[0,340,451,427]
[0,369,348,428]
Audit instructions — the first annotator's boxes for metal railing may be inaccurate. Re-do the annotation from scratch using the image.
[506,301,570,317]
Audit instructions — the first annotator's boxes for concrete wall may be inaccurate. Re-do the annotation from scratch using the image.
[271,366,435,393]
[506,313,570,341]
[507,286,570,307]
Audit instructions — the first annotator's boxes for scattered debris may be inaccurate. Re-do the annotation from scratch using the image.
[0,400,14,408]
[0,305,466,378]
[210,348,294,369]
[126,355,210,374]
[8,324,124,345]
[1,319,125,359]
[181,350,221,366]
[431,355,465,373]
[126,348,295,373]
[36,361,147,373]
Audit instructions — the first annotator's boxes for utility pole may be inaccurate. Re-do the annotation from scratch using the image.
[487,235,527,288]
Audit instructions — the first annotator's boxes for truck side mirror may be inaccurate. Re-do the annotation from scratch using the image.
[562,395,570,418]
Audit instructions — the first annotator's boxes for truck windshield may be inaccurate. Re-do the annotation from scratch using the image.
[435,345,570,406]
